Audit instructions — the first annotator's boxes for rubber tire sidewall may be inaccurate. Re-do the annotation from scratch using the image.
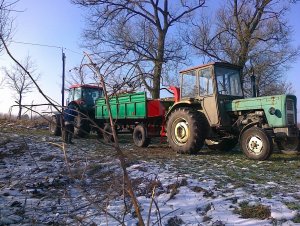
[74,113,90,138]
[96,124,104,139]
[167,108,207,154]
[133,124,150,147]
[103,124,114,143]
[240,127,273,160]
[49,115,61,136]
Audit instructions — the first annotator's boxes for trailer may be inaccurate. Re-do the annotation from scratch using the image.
[50,62,299,160]
[95,92,174,147]
[97,62,299,160]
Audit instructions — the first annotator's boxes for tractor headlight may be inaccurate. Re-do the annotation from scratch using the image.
[268,107,276,115]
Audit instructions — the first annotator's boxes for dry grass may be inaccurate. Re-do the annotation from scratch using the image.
[234,201,271,219]
[0,116,49,135]
[166,179,188,200]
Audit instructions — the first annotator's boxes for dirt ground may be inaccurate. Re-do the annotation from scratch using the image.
[0,119,300,225]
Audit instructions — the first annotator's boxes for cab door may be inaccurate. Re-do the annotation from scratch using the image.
[198,68,220,126]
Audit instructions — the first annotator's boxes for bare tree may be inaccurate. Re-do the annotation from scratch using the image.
[71,0,206,98]
[0,0,17,52]
[67,66,95,86]
[2,55,40,119]
[186,0,299,96]
[262,81,295,96]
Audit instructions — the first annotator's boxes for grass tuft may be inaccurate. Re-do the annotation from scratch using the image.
[234,201,271,219]
[293,213,300,223]
[285,202,300,211]
[166,178,187,200]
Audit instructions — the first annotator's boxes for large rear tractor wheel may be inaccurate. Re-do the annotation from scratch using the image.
[276,137,299,155]
[205,138,238,151]
[241,127,273,160]
[49,115,61,136]
[133,124,150,147]
[167,108,208,154]
[74,113,91,138]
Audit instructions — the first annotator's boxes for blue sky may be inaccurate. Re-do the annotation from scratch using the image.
[0,0,86,114]
[0,0,300,115]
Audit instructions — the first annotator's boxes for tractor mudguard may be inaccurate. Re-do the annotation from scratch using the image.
[165,100,202,121]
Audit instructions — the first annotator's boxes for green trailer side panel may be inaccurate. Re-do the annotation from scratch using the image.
[225,94,297,127]
[95,92,147,120]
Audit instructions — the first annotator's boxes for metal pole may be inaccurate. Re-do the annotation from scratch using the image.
[62,49,66,108]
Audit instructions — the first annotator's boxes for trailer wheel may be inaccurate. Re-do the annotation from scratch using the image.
[276,137,299,155]
[74,113,90,138]
[103,124,114,143]
[241,127,273,160]
[167,108,208,154]
[205,138,238,151]
[133,124,150,147]
[49,115,61,136]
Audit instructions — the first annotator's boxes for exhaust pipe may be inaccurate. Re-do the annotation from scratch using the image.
[251,75,257,97]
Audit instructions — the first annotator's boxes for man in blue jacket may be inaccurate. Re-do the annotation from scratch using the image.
[63,103,77,144]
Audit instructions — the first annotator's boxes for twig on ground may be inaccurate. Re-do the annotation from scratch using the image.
[153,207,180,225]
[147,184,156,226]
[22,137,40,169]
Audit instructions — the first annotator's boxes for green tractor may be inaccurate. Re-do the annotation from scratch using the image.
[49,84,103,137]
[166,62,299,160]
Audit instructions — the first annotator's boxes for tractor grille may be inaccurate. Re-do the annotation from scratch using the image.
[286,99,294,111]
[287,113,295,125]
[286,99,295,125]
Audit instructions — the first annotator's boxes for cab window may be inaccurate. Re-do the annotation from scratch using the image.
[199,68,213,96]
[215,67,243,96]
[73,88,82,101]
[181,70,198,98]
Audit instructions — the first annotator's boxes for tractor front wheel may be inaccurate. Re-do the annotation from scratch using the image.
[167,108,208,154]
[241,127,273,160]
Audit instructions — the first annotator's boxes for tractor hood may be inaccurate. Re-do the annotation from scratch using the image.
[225,94,297,127]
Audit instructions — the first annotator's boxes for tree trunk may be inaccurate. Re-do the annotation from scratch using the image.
[151,32,165,99]
[152,61,162,99]
[18,93,22,119]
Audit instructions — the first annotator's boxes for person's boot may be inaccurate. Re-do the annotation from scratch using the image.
[68,134,74,144]
[63,132,68,143]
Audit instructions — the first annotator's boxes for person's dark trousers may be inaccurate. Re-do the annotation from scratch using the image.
[64,122,74,144]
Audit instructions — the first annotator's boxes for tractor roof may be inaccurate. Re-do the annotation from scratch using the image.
[69,84,103,89]
[179,62,242,74]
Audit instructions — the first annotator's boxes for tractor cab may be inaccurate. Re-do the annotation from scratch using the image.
[179,62,243,127]
[67,84,103,109]
[49,84,103,138]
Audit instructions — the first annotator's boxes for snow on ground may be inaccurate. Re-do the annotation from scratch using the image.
[102,162,299,226]
[0,123,300,225]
